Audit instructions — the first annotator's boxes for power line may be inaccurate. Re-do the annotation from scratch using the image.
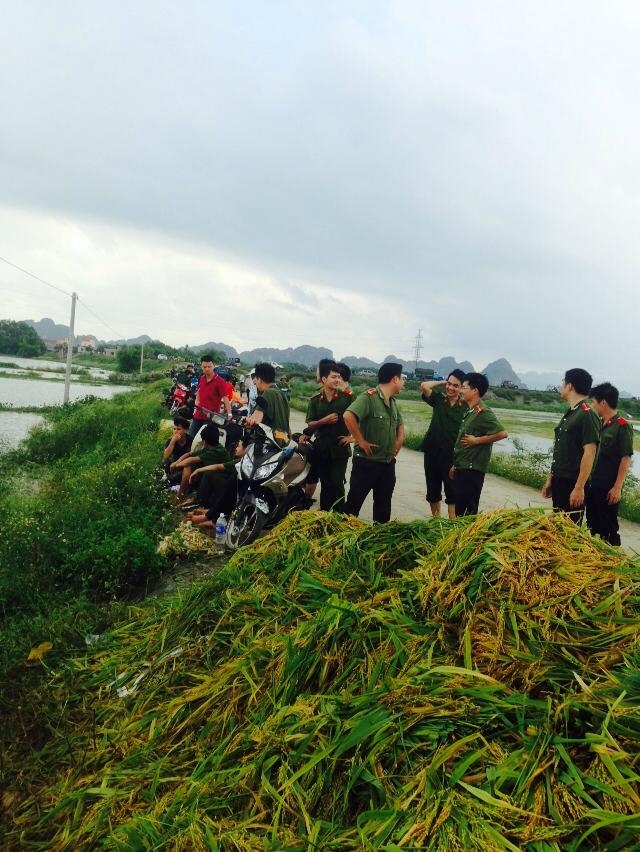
[0,254,126,340]
[76,296,122,339]
[0,255,73,298]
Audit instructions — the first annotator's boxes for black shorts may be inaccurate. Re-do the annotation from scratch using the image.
[423,451,455,504]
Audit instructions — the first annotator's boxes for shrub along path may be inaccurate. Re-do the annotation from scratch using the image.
[290,411,640,554]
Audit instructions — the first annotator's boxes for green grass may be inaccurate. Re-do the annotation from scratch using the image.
[0,384,174,679]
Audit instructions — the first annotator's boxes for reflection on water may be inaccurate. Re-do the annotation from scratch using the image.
[0,377,131,408]
[0,412,44,451]
[0,355,70,370]
[497,433,638,475]
[0,362,133,454]
[0,354,111,380]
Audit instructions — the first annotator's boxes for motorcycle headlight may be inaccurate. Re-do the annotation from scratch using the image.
[254,460,279,481]
[240,453,254,476]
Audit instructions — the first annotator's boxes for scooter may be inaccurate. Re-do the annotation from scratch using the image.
[164,377,197,417]
[193,407,248,455]
[225,424,314,550]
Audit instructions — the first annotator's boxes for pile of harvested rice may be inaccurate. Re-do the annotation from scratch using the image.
[3,508,640,850]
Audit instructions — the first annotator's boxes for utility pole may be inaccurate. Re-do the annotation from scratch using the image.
[413,329,423,373]
[63,292,77,404]
[140,341,144,374]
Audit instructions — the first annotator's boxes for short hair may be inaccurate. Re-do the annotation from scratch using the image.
[590,381,619,408]
[317,358,334,372]
[448,369,466,384]
[319,360,339,380]
[378,362,403,384]
[173,416,190,430]
[336,362,351,382]
[254,362,276,384]
[464,372,489,397]
[199,424,220,445]
[200,354,215,364]
[564,368,592,396]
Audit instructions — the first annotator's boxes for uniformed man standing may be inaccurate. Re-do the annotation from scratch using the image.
[420,369,466,518]
[343,362,405,523]
[586,382,634,545]
[541,368,600,524]
[304,361,353,511]
[450,373,508,516]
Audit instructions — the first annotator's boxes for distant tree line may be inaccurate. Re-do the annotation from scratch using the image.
[0,320,46,358]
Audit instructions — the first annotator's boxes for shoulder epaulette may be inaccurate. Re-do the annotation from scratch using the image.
[366,388,377,396]
[581,402,591,412]
[310,391,322,399]
[342,389,353,396]
[474,405,483,413]
[617,416,628,425]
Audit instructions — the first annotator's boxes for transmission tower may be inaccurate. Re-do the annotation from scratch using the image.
[413,329,423,372]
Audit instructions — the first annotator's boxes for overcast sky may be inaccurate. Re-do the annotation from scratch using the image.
[1,2,639,390]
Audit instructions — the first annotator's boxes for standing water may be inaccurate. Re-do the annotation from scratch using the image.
[0,355,133,451]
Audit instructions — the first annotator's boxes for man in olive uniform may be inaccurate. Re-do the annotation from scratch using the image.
[343,362,405,523]
[245,362,290,436]
[586,382,634,545]
[450,373,508,516]
[542,368,601,524]
[420,369,466,518]
[305,361,353,511]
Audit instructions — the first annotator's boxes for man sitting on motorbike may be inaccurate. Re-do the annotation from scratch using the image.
[189,354,234,438]
[244,362,290,436]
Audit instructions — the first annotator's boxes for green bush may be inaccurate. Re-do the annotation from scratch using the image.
[0,386,172,677]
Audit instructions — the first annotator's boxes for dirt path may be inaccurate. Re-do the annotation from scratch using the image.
[290,410,640,555]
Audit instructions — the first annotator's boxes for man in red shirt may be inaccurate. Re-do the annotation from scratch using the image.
[188,354,233,437]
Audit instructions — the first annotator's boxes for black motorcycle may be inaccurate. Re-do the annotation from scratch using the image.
[225,423,314,550]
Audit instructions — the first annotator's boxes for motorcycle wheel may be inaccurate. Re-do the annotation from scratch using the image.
[225,502,268,550]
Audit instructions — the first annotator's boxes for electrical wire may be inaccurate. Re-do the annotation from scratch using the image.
[0,255,73,298]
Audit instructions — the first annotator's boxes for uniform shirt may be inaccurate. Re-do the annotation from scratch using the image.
[196,444,232,467]
[255,386,290,435]
[551,401,601,480]
[421,388,466,461]
[346,387,403,463]
[591,415,634,489]
[193,374,233,422]
[453,404,505,472]
[305,389,353,459]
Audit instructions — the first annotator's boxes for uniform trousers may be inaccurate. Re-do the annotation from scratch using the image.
[551,476,587,525]
[197,471,237,521]
[344,457,396,523]
[586,487,621,545]
[453,468,485,516]
[314,453,349,511]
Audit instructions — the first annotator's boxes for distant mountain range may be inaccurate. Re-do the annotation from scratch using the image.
[25,317,566,390]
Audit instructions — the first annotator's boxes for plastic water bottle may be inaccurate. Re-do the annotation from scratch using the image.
[215,513,227,555]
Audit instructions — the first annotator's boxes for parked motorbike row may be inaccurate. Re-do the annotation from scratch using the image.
[171,406,314,551]
[163,375,198,418]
